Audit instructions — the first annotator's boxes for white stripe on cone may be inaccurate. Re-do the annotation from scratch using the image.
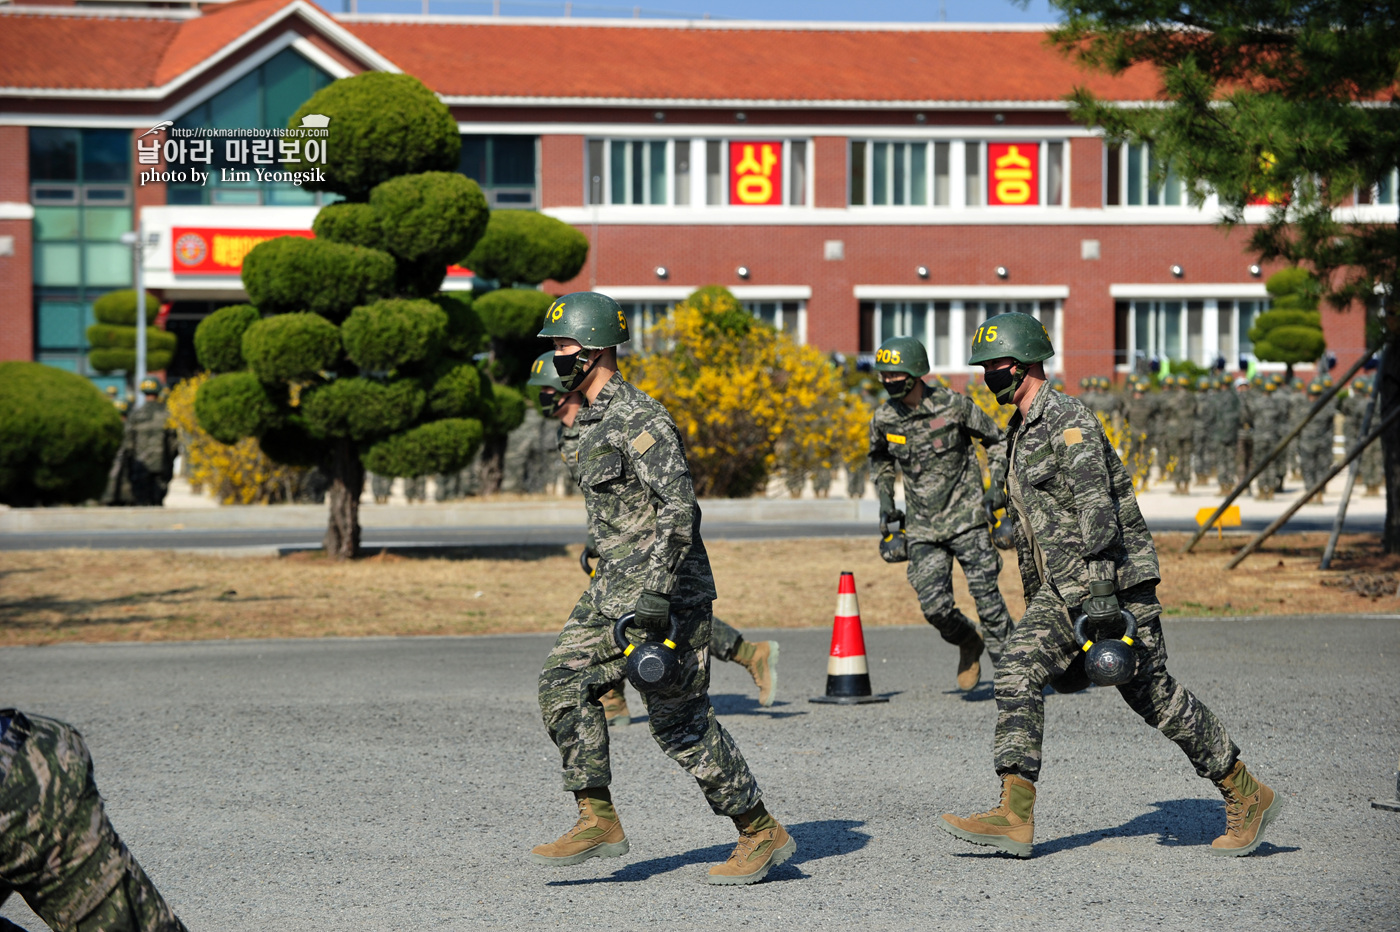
[835,593,859,617]
[827,654,869,676]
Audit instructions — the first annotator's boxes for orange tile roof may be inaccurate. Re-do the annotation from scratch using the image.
[155,0,302,86]
[342,21,1163,103]
[0,13,182,90]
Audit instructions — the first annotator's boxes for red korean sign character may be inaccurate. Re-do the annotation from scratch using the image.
[729,141,783,206]
[987,142,1039,206]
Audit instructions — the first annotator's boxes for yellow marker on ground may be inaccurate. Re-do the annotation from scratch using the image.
[1196,505,1242,540]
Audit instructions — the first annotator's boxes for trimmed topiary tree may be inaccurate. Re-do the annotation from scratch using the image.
[87,289,177,385]
[0,361,123,506]
[1252,268,1328,381]
[193,73,499,559]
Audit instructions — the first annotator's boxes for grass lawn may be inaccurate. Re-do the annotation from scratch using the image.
[1,532,1396,647]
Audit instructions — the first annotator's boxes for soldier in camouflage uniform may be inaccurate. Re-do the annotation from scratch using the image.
[0,710,187,932]
[939,313,1280,860]
[531,294,794,885]
[1213,377,1243,494]
[1123,376,1158,488]
[525,353,781,725]
[104,380,177,507]
[1159,375,1196,494]
[1298,377,1338,503]
[1252,377,1290,499]
[1192,376,1217,485]
[1342,376,1384,495]
[868,336,1012,691]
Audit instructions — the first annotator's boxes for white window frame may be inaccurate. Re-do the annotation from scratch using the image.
[850,139,1068,208]
[1114,296,1271,371]
[1106,141,1200,208]
[586,137,812,208]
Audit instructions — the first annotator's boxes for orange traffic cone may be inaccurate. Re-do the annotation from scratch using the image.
[810,571,888,705]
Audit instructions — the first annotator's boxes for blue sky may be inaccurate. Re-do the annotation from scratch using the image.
[325,0,1061,22]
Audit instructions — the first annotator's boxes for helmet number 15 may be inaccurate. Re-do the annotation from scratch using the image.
[974,325,998,344]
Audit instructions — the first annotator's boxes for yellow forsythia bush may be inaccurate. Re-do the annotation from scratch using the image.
[167,373,311,504]
[623,288,869,498]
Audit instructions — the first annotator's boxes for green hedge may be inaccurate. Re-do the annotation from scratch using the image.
[0,362,123,506]
[92,290,160,326]
[474,289,554,340]
[195,371,282,444]
[341,298,447,371]
[425,360,483,418]
[434,292,486,356]
[242,236,395,319]
[311,201,383,250]
[463,210,589,287]
[484,382,527,436]
[242,312,342,383]
[361,417,484,477]
[194,304,260,373]
[290,73,461,202]
[301,377,425,441]
[372,171,490,267]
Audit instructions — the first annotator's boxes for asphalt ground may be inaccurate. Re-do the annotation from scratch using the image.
[0,512,1382,552]
[2,617,1398,931]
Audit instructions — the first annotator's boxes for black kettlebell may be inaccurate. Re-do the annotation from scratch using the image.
[987,504,1015,551]
[1073,609,1139,687]
[612,612,684,693]
[879,514,909,564]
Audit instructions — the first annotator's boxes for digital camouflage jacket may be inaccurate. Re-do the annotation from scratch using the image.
[868,386,1008,544]
[571,372,717,620]
[1005,386,1161,608]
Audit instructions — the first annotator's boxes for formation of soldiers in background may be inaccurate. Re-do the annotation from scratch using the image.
[1088,367,1383,503]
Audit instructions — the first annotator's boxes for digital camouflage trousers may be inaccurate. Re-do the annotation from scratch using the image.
[907,527,1012,656]
[0,712,187,932]
[538,596,762,817]
[993,585,1240,784]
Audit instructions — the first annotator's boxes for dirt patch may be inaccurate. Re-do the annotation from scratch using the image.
[1,532,1395,646]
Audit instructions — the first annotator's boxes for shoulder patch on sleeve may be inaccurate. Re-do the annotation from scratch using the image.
[631,430,657,455]
[1062,427,1084,446]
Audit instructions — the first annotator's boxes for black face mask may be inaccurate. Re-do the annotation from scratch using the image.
[553,350,592,392]
[984,365,1023,404]
[539,388,561,416]
[882,375,916,401]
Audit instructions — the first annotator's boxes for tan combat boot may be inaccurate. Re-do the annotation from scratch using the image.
[707,804,796,885]
[939,774,1035,858]
[530,790,629,865]
[956,631,984,691]
[1210,760,1282,857]
[599,686,631,728]
[733,640,780,707]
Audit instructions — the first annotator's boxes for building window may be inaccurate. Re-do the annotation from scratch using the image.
[859,299,1058,370]
[1106,142,1193,207]
[850,140,1065,207]
[745,300,807,343]
[460,134,538,208]
[167,48,334,207]
[587,139,809,207]
[30,128,136,377]
[1114,298,1268,371]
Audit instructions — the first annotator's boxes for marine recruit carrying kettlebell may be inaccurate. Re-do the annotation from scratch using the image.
[613,612,684,693]
[879,514,909,564]
[1073,609,1139,687]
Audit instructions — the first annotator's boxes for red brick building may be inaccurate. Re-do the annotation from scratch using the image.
[0,0,1379,389]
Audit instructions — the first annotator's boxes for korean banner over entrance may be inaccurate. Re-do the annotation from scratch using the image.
[170,227,473,278]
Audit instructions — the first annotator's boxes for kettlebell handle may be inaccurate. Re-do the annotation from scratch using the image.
[612,612,683,654]
[579,549,594,577]
[879,513,905,536]
[1073,609,1138,652]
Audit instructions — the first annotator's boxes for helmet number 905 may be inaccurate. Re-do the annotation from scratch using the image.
[974,325,999,344]
[876,348,902,364]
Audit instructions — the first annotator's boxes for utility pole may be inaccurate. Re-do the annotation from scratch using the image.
[119,222,149,410]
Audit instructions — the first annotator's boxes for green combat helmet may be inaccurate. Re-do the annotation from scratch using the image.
[874,336,930,401]
[537,291,630,391]
[527,350,568,415]
[966,312,1054,404]
[139,377,162,395]
[537,291,630,349]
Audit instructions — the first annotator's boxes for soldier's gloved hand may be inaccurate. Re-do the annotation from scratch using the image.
[1082,579,1121,625]
[633,589,672,631]
[881,508,905,527]
[982,486,1007,513]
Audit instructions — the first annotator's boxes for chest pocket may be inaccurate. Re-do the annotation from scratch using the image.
[926,416,966,456]
[581,448,624,489]
[1021,445,1058,489]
